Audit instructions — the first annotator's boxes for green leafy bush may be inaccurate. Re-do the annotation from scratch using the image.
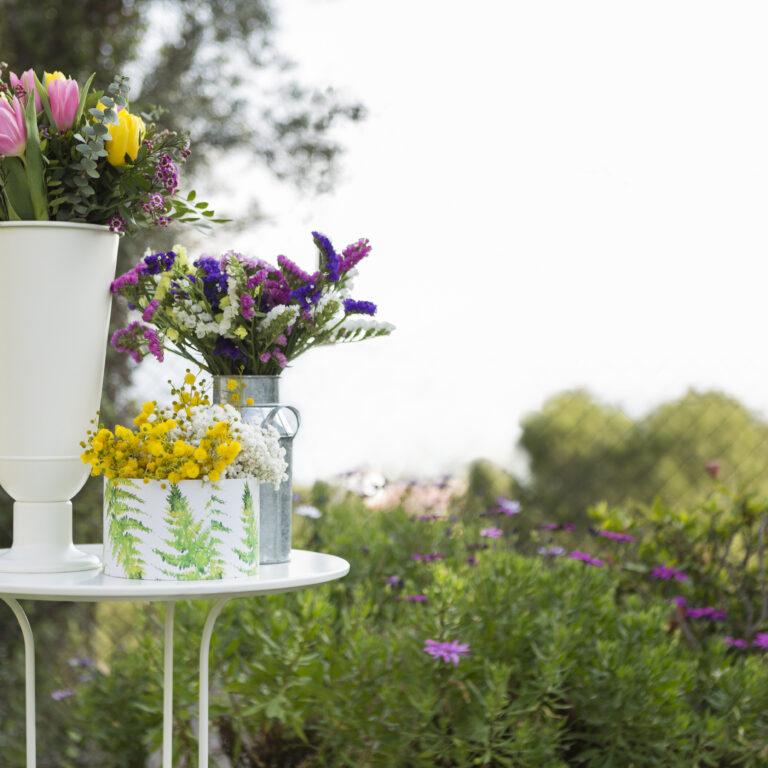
[46,487,768,767]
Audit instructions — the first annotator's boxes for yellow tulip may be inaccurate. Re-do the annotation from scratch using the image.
[44,71,66,85]
[106,109,145,166]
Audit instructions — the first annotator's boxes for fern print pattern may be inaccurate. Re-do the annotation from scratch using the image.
[103,478,259,580]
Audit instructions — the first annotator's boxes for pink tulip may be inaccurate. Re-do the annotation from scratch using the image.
[9,69,41,113]
[47,77,80,131]
[0,96,27,157]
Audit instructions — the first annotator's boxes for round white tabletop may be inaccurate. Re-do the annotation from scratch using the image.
[0,546,350,602]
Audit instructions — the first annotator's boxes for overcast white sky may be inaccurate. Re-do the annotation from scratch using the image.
[136,1,768,485]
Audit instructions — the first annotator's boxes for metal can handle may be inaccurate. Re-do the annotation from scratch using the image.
[261,405,301,439]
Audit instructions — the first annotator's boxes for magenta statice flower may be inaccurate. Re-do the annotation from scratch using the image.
[670,596,686,608]
[480,526,504,539]
[277,254,312,282]
[650,564,689,582]
[423,639,471,666]
[110,321,148,363]
[724,637,748,649]
[598,530,636,543]
[143,328,164,362]
[339,238,372,272]
[240,292,255,319]
[142,300,160,322]
[753,633,768,649]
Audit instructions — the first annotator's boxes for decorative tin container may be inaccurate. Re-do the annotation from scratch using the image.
[103,478,259,580]
[212,376,299,564]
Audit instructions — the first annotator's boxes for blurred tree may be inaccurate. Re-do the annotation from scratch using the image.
[516,388,768,524]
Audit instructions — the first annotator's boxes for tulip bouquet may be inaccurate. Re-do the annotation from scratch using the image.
[109,232,394,374]
[0,65,218,233]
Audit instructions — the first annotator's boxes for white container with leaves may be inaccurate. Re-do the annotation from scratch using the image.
[103,478,260,580]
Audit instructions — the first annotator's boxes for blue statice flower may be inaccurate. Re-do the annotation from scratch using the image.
[213,338,247,365]
[143,250,176,275]
[312,230,340,282]
[343,298,377,315]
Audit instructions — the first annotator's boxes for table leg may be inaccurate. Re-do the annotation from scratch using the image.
[198,596,230,768]
[2,597,35,768]
[163,602,175,768]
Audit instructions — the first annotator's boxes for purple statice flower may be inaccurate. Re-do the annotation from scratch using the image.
[110,262,147,294]
[277,254,312,283]
[598,530,637,543]
[403,595,428,603]
[563,523,576,531]
[143,250,176,275]
[111,321,148,363]
[343,298,377,315]
[289,281,322,309]
[539,523,560,531]
[194,256,228,311]
[259,351,271,363]
[213,338,247,365]
[670,596,686,609]
[143,328,164,362]
[246,270,269,290]
[723,637,748,649]
[467,555,477,566]
[108,214,126,234]
[386,575,403,589]
[423,639,471,666]
[339,238,372,272]
[480,526,504,539]
[538,546,566,557]
[753,633,768,648]
[240,292,255,320]
[142,299,160,322]
[154,152,179,195]
[272,350,287,368]
[569,551,604,567]
[650,564,689,582]
[685,607,727,621]
[312,231,340,282]
[275,333,288,346]
[51,689,75,701]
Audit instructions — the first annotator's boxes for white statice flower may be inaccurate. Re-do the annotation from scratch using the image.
[216,274,241,338]
[160,403,287,486]
[259,304,300,335]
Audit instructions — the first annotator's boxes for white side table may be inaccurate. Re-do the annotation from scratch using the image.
[0,545,350,768]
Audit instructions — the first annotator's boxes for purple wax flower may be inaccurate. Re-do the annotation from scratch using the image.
[569,551,604,567]
[423,639,471,666]
[108,214,126,234]
[496,498,521,515]
[343,298,377,315]
[650,565,689,582]
[51,689,74,701]
[598,530,637,542]
[538,546,566,556]
[480,526,504,539]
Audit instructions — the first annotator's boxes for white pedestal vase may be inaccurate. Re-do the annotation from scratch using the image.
[0,222,118,572]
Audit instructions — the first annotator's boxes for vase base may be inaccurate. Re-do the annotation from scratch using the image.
[0,545,102,573]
